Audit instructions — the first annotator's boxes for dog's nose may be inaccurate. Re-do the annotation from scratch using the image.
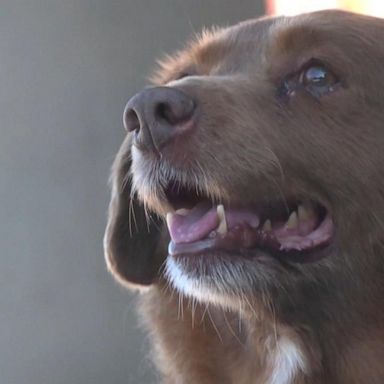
[123,86,196,152]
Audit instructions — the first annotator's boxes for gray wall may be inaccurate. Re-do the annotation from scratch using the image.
[0,1,264,383]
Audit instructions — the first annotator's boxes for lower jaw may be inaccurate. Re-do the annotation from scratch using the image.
[169,237,332,264]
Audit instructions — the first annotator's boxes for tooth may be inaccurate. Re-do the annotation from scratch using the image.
[285,211,298,229]
[175,208,190,216]
[262,219,272,232]
[216,204,228,235]
[298,203,315,221]
[166,212,174,228]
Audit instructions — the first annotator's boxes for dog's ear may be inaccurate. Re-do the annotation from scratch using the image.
[104,136,164,288]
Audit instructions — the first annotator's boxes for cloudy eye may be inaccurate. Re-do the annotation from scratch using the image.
[300,62,338,97]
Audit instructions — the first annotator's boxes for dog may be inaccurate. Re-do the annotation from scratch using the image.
[104,10,384,383]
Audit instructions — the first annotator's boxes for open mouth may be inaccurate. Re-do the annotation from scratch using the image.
[164,182,334,262]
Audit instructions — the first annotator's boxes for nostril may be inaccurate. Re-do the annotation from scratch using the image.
[154,98,195,126]
[123,108,141,132]
[155,102,176,125]
[123,87,197,152]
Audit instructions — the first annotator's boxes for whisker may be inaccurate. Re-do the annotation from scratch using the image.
[128,198,136,236]
[207,306,223,343]
[223,310,245,348]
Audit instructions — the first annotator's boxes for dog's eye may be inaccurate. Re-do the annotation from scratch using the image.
[278,60,339,100]
[300,63,338,97]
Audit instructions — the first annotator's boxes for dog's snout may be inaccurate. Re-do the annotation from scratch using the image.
[123,86,196,152]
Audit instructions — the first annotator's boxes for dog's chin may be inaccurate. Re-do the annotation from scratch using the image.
[164,242,333,310]
[164,251,264,309]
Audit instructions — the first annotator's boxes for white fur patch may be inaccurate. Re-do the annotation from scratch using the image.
[165,256,233,308]
[165,256,214,300]
[269,336,307,384]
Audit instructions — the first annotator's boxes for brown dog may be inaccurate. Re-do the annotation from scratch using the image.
[104,10,384,383]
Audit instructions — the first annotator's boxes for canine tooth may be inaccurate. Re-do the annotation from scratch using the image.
[166,212,174,228]
[285,211,298,229]
[216,204,228,235]
[262,219,272,232]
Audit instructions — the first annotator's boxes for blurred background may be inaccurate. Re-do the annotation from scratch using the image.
[1,1,381,383]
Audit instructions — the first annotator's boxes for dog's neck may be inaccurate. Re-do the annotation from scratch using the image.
[231,308,314,384]
[141,281,384,384]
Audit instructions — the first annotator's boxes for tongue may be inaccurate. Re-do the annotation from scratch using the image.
[166,203,261,244]
[166,203,218,244]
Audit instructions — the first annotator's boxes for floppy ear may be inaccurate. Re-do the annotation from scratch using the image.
[104,136,165,288]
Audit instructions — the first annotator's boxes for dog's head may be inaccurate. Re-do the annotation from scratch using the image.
[104,10,384,310]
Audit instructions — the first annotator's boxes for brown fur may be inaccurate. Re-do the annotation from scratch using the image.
[104,10,384,383]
